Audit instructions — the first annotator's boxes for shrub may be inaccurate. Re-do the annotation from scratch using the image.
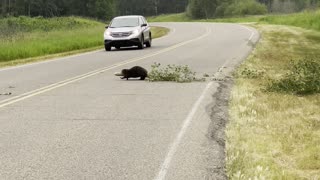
[238,67,265,79]
[148,63,204,83]
[224,0,267,17]
[215,3,230,17]
[186,0,206,19]
[267,58,320,95]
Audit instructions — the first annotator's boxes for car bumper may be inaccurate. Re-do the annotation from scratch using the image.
[104,38,141,47]
[104,32,142,47]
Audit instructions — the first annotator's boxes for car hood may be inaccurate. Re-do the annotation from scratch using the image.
[107,26,140,33]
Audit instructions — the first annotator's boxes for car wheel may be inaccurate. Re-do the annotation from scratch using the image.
[105,44,111,51]
[146,33,152,48]
[138,35,144,49]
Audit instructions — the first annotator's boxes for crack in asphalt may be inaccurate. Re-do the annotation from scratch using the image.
[205,77,233,180]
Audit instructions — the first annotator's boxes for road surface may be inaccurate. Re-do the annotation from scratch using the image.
[0,22,259,180]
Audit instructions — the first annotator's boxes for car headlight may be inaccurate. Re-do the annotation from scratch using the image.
[132,29,139,35]
[104,31,111,36]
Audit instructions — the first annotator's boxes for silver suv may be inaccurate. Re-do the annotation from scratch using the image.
[104,15,152,51]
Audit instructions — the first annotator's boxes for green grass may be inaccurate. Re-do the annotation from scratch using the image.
[148,12,264,23]
[259,10,320,31]
[151,26,170,39]
[0,16,102,34]
[148,13,192,22]
[148,10,320,32]
[227,25,320,179]
[0,26,104,61]
[0,16,105,63]
[0,16,169,67]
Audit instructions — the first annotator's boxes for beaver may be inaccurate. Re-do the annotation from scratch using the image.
[117,66,148,80]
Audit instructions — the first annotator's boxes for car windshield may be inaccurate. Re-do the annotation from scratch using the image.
[110,17,139,28]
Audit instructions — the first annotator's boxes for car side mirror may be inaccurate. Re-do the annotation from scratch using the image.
[141,24,147,27]
[105,25,109,29]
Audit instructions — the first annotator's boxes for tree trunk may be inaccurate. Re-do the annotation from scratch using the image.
[268,0,272,12]
[2,0,7,16]
[8,0,10,15]
[28,1,30,16]
[154,0,158,16]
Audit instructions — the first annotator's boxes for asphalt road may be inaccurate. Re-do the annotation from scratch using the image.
[0,22,259,180]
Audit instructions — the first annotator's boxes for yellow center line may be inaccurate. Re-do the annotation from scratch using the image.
[0,27,212,108]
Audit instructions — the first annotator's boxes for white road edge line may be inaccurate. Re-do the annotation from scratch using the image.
[240,25,255,41]
[154,82,213,180]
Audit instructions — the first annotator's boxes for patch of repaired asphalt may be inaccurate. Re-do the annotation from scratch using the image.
[204,77,232,180]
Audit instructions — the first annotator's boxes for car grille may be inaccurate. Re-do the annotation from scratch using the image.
[111,32,132,38]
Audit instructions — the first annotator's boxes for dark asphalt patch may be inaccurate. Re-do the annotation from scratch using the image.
[205,78,233,180]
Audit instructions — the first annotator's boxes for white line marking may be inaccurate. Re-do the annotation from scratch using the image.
[0,28,211,108]
[170,27,176,35]
[240,25,255,41]
[154,81,213,180]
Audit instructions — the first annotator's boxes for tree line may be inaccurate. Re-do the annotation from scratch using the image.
[117,0,188,16]
[0,0,188,19]
[0,0,116,19]
[0,0,319,19]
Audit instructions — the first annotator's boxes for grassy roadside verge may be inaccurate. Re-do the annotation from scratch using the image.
[151,26,170,39]
[0,16,169,68]
[0,17,104,62]
[148,10,320,31]
[148,13,193,22]
[227,25,320,179]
